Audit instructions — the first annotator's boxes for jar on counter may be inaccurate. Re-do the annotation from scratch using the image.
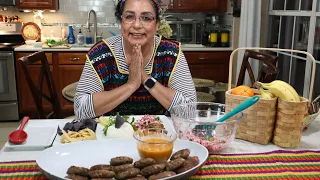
[209,30,219,47]
[220,30,230,47]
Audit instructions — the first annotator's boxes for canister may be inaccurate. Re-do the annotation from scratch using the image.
[209,30,219,47]
[220,30,230,47]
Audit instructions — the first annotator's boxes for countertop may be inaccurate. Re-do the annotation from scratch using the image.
[14,44,233,52]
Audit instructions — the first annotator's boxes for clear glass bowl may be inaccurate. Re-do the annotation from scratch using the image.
[133,128,177,163]
[170,102,243,154]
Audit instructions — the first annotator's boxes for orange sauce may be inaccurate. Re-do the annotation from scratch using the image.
[137,138,173,163]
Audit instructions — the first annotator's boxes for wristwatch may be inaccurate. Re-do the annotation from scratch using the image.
[144,77,157,90]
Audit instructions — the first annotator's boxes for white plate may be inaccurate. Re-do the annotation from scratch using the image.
[5,120,59,150]
[52,115,176,146]
[36,138,208,180]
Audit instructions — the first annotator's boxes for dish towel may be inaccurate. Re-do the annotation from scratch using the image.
[1,150,320,180]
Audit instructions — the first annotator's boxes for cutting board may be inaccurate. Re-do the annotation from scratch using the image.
[42,44,71,49]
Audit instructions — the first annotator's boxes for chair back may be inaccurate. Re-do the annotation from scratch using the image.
[18,51,62,119]
[237,50,279,87]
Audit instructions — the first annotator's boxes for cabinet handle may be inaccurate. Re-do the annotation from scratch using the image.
[199,57,208,60]
[178,3,181,6]
[69,57,80,61]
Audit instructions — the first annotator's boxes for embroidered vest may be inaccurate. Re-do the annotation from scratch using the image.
[88,36,180,116]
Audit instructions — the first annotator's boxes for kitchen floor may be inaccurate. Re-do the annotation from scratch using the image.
[0,121,20,149]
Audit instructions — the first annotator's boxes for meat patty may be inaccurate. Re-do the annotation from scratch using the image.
[115,168,140,180]
[149,171,176,180]
[140,163,166,177]
[170,149,190,160]
[110,156,133,166]
[90,164,113,171]
[88,170,115,178]
[166,158,185,171]
[175,156,199,174]
[67,166,90,177]
[113,163,134,173]
[91,178,113,180]
[65,174,88,180]
[134,158,156,169]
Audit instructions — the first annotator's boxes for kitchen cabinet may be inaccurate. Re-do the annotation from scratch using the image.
[164,0,227,13]
[15,52,85,118]
[184,51,231,83]
[16,0,58,10]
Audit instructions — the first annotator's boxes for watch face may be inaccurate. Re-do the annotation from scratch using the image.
[145,78,155,88]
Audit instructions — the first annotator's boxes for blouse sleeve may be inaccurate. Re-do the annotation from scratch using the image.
[74,59,102,120]
[168,51,197,111]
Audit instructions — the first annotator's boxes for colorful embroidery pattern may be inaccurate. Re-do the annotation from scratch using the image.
[88,37,179,115]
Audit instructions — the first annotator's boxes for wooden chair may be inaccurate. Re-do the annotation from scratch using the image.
[18,51,63,119]
[237,50,279,87]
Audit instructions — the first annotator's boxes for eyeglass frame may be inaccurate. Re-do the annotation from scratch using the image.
[121,12,156,25]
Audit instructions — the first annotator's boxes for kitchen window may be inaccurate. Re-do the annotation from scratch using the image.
[267,0,320,99]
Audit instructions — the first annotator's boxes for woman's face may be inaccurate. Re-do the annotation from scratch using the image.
[121,0,157,47]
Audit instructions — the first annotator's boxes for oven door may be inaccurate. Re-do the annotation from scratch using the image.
[0,52,17,101]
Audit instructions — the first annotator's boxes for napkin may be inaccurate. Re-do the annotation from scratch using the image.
[57,119,97,135]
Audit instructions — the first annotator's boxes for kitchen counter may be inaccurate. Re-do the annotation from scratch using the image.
[14,44,233,52]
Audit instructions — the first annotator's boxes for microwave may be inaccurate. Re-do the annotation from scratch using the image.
[167,20,204,44]
[0,0,15,6]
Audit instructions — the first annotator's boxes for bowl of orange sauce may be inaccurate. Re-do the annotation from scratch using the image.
[133,128,177,163]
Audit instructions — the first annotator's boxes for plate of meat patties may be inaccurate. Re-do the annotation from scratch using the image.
[36,138,208,180]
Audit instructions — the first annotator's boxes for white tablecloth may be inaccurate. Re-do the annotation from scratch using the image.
[1,116,319,162]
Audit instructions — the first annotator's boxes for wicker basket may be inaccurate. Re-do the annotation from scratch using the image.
[273,97,308,148]
[225,90,277,145]
[227,48,317,147]
[196,92,216,102]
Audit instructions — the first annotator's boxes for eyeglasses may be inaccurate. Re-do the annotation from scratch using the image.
[121,13,155,25]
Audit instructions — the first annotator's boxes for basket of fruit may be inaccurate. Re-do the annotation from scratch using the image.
[227,47,317,148]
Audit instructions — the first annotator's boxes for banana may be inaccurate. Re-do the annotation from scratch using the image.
[258,82,298,102]
[259,88,274,99]
[266,80,300,102]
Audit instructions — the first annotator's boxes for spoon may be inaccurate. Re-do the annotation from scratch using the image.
[216,95,260,123]
[9,116,29,144]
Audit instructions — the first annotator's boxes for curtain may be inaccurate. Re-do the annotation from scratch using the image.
[236,0,262,85]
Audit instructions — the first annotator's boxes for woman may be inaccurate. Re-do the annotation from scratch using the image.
[74,0,196,119]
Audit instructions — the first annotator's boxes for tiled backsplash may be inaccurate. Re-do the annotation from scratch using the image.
[0,0,233,41]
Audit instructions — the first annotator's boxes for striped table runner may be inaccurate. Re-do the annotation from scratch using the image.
[1,150,320,180]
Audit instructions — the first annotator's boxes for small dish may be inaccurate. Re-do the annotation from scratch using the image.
[5,120,59,150]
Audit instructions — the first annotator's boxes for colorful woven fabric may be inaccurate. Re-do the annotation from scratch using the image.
[189,150,320,180]
[1,150,320,179]
[0,160,48,180]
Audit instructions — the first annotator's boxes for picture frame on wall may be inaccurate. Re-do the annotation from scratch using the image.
[233,0,241,17]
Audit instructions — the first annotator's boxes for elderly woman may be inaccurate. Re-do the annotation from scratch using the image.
[74,0,196,119]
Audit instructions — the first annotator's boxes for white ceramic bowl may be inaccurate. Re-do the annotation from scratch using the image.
[33,41,43,47]
[25,40,36,45]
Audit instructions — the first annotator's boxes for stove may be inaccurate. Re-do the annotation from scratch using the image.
[0,22,24,121]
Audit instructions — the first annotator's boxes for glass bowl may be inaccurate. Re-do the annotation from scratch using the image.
[133,128,177,163]
[170,102,243,154]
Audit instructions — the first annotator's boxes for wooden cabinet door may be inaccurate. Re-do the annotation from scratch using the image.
[184,51,231,83]
[176,0,199,11]
[58,65,84,110]
[167,0,226,12]
[198,0,220,12]
[17,0,58,10]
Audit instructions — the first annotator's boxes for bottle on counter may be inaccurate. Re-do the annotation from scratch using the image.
[85,29,93,44]
[77,28,85,45]
[67,25,75,44]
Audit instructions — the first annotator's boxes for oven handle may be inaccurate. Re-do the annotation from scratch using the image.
[0,102,17,107]
[0,52,13,57]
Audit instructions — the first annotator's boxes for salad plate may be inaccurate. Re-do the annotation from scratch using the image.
[37,138,208,180]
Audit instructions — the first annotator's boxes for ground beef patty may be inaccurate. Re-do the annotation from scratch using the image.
[140,163,166,177]
[134,158,156,169]
[175,156,200,174]
[113,163,134,173]
[67,166,90,177]
[90,164,113,171]
[170,149,190,160]
[88,170,115,178]
[110,156,133,166]
[126,175,147,180]
[166,158,185,171]
[149,171,176,180]
[115,168,140,180]
[65,174,89,180]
